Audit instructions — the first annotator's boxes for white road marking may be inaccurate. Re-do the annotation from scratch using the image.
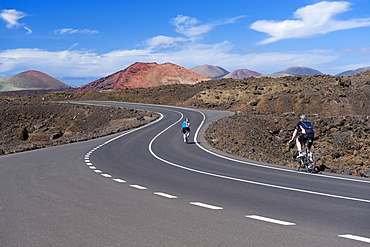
[246,215,296,226]
[113,179,126,183]
[154,192,177,199]
[94,170,102,173]
[89,166,96,169]
[338,234,370,243]
[101,174,112,178]
[86,162,92,166]
[190,202,223,210]
[130,185,147,190]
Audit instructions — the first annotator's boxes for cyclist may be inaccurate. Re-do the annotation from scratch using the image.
[288,114,314,157]
[181,118,190,142]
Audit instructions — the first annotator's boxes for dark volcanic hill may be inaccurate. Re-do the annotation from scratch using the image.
[0,70,70,92]
[336,66,370,76]
[275,65,323,76]
[191,65,229,79]
[78,62,211,92]
[223,69,263,79]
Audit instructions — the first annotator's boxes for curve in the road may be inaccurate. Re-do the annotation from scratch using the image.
[79,102,370,204]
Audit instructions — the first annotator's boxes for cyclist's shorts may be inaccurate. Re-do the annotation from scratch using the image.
[298,133,314,148]
[182,127,190,134]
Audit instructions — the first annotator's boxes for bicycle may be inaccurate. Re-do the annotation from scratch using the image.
[291,141,318,173]
[182,128,190,143]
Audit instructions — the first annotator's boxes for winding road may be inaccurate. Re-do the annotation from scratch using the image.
[1,101,370,246]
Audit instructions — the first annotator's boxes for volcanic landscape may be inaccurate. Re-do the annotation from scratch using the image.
[1,63,370,177]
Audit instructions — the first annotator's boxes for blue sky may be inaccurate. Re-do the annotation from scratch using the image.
[1,0,370,86]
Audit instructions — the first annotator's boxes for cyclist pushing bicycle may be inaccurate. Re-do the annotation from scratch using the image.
[288,114,314,157]
[181,118,190,142]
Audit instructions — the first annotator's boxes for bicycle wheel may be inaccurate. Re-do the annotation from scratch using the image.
[291,150,301,171]
[306,151,317,173]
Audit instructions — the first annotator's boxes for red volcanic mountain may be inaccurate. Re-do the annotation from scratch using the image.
[0,70,70,92]
[223,69,262,79]
[78,62,211,92]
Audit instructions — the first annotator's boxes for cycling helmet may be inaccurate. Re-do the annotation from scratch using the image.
[300,114,307,120]
[185,118,189,121]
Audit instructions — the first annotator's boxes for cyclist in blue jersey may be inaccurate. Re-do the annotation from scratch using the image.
[289,114,314,157]
[181,118,190,142]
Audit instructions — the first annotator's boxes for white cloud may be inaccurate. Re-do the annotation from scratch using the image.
[0,9,32,34]
[146,35,187,49]
[339,46,370,55]
[171,15,214,38]
[0,9,25,28]
[250,1,370,44]
[54,28,99,34]
[145,15,243,51]
[171,15,243,39]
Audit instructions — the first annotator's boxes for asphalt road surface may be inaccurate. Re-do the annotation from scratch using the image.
[1,101,369,246]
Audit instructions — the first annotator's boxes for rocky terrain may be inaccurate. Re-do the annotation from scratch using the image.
[1,70,370,177]
[0,95,158,155]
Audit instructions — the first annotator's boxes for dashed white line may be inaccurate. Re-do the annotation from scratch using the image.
[154,192,177,199]
[130,185,147,190]
[190,202,223,210]
[101,174,112,178]
[246,215,296,226]
[86,162,93,166]
[89,166,96,169]
[113,179,126,183]
[338,234,370,243]
[94,170,102,173]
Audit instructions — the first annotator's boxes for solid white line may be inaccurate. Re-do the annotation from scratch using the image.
[130,185,147,190]
[246,215,296,226]
[113,179,126,183]
[190,202,223,210]
[338,234,370,243]
[154,192,177,199]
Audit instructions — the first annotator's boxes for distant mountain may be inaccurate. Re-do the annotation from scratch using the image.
[78,62,211,92]
[275,66,323,76]
[223,69,263,79]
[191,65,229,79]
[0,70,70,92]
[336,66,370,76]
[265,73,292,78]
